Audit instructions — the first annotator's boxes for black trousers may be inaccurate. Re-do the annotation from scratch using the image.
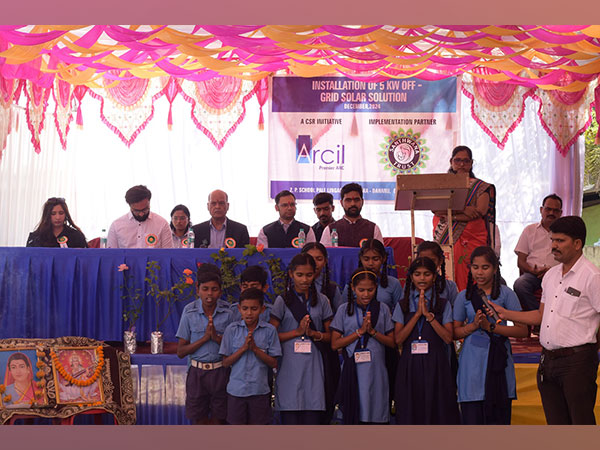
[537,345,599,425]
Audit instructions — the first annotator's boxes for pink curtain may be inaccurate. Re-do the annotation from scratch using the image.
[255,78,268,130]
[24,81,51,153]
[53,79,74,150]
[161,77,181,130]
[462,68,533,149]
[73,85,89,128]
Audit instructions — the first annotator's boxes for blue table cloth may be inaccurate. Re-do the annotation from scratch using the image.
[0,247,395,342]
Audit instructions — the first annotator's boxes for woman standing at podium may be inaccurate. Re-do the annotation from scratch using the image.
[432,146,495,291]
[26,197,88,248]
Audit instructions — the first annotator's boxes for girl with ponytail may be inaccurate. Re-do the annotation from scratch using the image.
[452,246,528,424]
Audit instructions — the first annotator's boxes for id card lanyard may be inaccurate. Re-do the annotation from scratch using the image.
[354,302,371,349]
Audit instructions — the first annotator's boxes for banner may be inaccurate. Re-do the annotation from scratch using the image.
[268,76,460,202]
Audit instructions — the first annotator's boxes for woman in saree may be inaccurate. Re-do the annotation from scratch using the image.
[3,352,36,408]
[433,146,495,291]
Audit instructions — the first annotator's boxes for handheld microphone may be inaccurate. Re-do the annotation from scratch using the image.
[478,288,501,324]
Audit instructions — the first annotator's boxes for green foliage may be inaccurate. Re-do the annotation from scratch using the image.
[121,271,144,332]
[584,108,600,189]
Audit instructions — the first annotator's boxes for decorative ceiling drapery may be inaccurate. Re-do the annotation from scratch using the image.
[1,26,600,91]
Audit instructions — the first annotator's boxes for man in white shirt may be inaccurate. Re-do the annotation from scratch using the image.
[107,185,173,249]
[491,216,600,424]
[320,183,383,247]
[513,194,562,311]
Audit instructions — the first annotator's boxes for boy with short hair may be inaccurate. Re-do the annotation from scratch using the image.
[230,265,272,322]
[176,269,233,424]
[219,287,281,425]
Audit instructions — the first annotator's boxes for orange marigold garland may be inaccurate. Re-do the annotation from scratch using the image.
[50,346,105,387]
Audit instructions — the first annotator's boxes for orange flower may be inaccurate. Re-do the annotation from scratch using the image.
[36,360,45,368]
[117,263,129,272]
[3,395,11,402]
[185,277,194,285]
[0,385,5,394]
[220,247,225,252]
[256,244,264,253]
[183,268,193,276]
[36,370,45,379]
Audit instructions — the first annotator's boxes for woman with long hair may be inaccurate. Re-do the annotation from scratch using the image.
[26,197,87,248]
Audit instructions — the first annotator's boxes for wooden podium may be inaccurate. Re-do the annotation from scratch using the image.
[395,173,470,281]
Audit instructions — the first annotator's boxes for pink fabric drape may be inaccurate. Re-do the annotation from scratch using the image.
[53,79,74,150]
[73,85,89,128]
[161,77,181,130]
[595,84,600,145]
[462,69,533,149]
[24,81,51,153]
[255,78,268,130]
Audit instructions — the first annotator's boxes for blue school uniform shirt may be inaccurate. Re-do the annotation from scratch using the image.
[440,279,458,308]
[330,301,394,423]
[176,299,233,365]
[339,275,403,312]
[270,291,333,411]
[453,285,522,402]
[219,320,281,397]
[391,288,453,325]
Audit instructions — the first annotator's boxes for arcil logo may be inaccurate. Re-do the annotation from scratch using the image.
[296,135,345,165]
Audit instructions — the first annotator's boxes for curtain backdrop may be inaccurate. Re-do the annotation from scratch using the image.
[0,91,583,287]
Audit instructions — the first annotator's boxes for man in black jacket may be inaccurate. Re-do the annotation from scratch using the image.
[192,190,250,248]
[257,190,316,248]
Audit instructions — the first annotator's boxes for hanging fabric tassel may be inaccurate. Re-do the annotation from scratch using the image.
[350,114,358,136]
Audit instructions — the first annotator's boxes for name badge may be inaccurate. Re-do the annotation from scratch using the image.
[469,331,489,348]
[294,339,312,354]
[354,350,371,363]
[411,340,429,354]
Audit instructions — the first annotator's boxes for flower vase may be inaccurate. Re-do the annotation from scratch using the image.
[124,330,137,354]
[151,331,164,354]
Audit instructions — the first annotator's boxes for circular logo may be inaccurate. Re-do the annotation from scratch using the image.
[291,237,301,248]
[146,234,157,246]
[225,238,236,248]
[388,136,421,171]
[378,128,429,176]
[181,238,190,247]
[57,236,68,244]
[358,238,368,248]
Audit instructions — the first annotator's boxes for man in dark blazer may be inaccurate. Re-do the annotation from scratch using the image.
[192,189,250,248]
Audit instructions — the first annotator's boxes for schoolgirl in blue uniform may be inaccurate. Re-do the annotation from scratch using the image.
[393,257,460,424]
[416,241,459,307]
[301,242,342,424]
[339,239,403,312]
[331,269,395,424]
[453,246,528,424]
[269,253,334,425]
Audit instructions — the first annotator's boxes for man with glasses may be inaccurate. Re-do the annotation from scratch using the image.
[513,194,563,313]
[107,185,174,248]
[257,190,316,248]
[191,189,250,248]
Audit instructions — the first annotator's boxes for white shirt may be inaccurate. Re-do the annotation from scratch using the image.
[514,222,558,269]
[107,211,174,249]
[319,216,383,247]
[256,220,316,248]
[540,254,600,350]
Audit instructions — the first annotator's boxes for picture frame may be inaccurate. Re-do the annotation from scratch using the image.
[0,347,48,409]
[51,346,105,405]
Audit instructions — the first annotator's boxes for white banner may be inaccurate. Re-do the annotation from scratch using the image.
[268,75,460,202]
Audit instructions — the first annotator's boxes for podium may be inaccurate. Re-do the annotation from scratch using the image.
[395,173,469,280]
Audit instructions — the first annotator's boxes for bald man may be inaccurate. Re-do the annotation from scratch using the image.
[191,190,250,248]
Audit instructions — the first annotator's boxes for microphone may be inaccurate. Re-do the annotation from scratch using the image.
[478,288,501,324]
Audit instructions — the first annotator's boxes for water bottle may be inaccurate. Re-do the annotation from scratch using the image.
[100,229,107,248]
[298,228,306,248]
[187,229,195,248]
[331,228,339,247]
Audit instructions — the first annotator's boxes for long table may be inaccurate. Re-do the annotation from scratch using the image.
[0,247,395,342]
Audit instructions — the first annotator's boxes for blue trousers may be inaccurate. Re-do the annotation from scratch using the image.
[513,273,542,312]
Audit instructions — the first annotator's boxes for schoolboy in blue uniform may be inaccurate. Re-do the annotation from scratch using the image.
[220,288,281,424]
[229,265,272,323]
[176,269,233,424]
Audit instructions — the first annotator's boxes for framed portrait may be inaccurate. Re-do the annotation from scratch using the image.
[0,347,48,409]
[51,347,105,405]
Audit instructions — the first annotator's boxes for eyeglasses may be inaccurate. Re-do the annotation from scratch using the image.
[542,206,562,214]
[452,158,472,165]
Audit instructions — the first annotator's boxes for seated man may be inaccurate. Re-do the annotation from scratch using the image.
[320,183,383,247]
[257,190,316,248]
[311,192,336,243]
[107,185,173,248]
[191,190,250,248]
[513,194,562,311]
